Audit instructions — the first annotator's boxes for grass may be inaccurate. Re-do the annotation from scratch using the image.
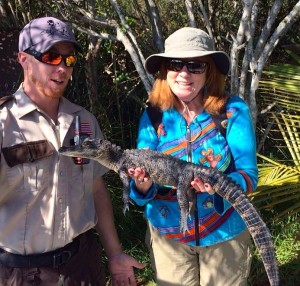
[104,172,300,285]
[248,217,300,286]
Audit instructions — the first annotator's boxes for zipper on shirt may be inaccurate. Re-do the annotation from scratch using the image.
[186,124,200,246]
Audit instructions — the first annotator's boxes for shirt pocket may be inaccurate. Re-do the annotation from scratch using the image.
[5,157,52,193]
[3,140,53,193]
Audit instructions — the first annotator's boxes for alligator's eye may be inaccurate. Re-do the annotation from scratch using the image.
[81,138,92,147]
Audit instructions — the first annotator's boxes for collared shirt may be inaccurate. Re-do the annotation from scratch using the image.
[0,86,107,255]
[130,95,258,246]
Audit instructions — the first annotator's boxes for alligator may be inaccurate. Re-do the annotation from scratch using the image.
[59,138,279,286]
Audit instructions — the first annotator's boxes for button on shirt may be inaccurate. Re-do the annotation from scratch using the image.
[0,86,107,255]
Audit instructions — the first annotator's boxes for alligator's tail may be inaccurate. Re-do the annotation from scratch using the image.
[218,179,279,286]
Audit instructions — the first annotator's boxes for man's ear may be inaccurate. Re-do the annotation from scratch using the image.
[18,51,30,69]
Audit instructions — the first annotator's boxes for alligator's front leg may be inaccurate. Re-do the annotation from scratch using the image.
[177,172,194,234]
[118,169,131,214]
[186,188,196,216]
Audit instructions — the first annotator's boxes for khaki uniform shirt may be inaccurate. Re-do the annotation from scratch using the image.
[0,86,107,254]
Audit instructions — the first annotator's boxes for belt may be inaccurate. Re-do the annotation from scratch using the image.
[0,237,79,268]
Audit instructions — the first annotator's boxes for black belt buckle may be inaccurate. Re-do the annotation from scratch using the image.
[53,250,72,268]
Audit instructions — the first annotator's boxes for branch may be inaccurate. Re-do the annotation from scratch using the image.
[260,102,277,115]
[109,0,132,32]
[258,1,300,73]
[185,0,196,27]
[247,0,258,63]
[246,0,259,76]
[257,117,276,153]
[196,0,214,44]
[144,0,164,52]
[230,0,254,95]
[109,0,148,69]
[253,0,283,60]
[115,26,153,93]
[73,23,117,41]
[239,0,259,98]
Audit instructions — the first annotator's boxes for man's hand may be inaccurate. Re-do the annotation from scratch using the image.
[108,252,145,286]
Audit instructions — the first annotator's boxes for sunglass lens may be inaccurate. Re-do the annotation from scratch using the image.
[41,52,62,65]
[187,61,207,74]
[65,55,77,67]
[167,60,184,72]
[167,60,207,74]
[40,52,76,67]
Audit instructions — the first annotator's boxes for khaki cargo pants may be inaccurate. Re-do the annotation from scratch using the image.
[146,223,253,286]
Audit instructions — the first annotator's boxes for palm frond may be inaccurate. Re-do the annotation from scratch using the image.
[251,154,300,221]
[258,64,300,112]
[255,61,300,222]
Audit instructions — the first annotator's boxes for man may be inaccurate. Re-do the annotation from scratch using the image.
[0,16,144,286]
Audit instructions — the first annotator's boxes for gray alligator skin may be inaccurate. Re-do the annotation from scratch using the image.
[59,139,279,286]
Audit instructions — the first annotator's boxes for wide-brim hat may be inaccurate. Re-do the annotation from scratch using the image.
[145,27,230,75]
[19,17,82,53]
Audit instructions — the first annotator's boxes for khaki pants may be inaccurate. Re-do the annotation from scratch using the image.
[146,223,253,286]
[0,230,106,286]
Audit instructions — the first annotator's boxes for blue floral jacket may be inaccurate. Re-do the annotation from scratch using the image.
[130,95,258,246]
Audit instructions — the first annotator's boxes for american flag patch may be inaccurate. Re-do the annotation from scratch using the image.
[72,121,93,137]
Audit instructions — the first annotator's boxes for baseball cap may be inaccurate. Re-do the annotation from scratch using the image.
[145,27,230,75]
[19,17,82,53]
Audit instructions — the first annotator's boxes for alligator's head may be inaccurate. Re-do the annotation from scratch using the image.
[59,138,118,167]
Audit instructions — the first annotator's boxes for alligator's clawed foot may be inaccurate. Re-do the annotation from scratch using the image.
[180,211,190,235]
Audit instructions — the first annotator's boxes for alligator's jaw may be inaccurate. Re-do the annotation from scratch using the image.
[59,145,97,159]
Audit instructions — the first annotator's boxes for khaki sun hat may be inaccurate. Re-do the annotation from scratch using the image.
[145,27,230,75]
[19,17,82,53]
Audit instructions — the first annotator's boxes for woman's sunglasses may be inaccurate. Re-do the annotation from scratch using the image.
[24,48,77,67]
[166,59,207,74]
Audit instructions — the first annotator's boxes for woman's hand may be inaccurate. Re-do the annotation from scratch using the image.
[128,168,213,195]
[191,178,214,194]
[128,167,152,194]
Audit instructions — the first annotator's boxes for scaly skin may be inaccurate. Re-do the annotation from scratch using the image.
[59,139,279,286]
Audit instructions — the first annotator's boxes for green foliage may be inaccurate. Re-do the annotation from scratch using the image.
[248,216,300,286]
[253,52,300,223]
[112,71,131,84]
[251,154,300,222]
[258,64,300,112]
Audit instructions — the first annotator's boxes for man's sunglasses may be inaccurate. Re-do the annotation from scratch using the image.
[166,59,207,74]
[24,49,77,67]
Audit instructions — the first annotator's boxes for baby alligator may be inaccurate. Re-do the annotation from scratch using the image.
[59,138,279,286]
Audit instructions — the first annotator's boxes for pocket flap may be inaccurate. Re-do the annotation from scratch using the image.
[2,140,54,167]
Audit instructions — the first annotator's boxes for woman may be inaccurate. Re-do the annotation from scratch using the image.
[129,27,258,286]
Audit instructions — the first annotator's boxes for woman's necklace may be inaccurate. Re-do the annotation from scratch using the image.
[181,102,197,124]
[181,91,203,125]
[179,93,203,142]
